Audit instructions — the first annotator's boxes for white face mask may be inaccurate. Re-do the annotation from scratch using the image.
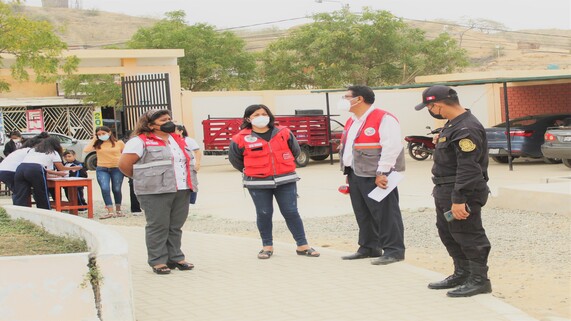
[98,134,110,141]
[251,116,270,128]
[337,98,354,111]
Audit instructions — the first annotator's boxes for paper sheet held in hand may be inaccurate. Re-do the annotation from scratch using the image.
[367,171,404,202]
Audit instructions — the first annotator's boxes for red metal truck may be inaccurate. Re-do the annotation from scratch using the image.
[202,114,343,167]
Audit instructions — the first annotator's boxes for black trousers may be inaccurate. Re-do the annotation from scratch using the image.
[128,178,141,212]
[347,169,405,258]
[13,163,51,209]
[433,184,491,265]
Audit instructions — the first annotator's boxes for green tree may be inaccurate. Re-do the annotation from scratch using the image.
[59,74,122,108]
[257,8,469,89]
[0,1,77,92]
[127,10,256,91]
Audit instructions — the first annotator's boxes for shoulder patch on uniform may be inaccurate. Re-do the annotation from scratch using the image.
[458,138,476,152]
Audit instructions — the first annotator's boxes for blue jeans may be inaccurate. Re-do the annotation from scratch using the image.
[96,166,124,207]
[248,182,308,247]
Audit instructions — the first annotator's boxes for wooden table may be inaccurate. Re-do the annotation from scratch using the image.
[47,177,94,219]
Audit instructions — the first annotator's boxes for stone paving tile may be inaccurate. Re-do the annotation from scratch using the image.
[113,226,537,321]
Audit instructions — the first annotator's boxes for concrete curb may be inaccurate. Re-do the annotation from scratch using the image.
[1,205,135,321]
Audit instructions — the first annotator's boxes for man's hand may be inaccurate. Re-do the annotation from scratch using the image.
[375,174,388,189]
[451,203,470,220]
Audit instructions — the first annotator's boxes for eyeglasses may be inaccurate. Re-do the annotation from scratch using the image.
[342,95,355,100]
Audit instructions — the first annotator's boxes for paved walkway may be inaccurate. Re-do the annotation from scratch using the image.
[116,225,536,321]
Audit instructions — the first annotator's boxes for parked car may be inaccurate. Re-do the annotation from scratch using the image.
[485,113,571,163]
[0,132,96,169]
[542,123,571,168]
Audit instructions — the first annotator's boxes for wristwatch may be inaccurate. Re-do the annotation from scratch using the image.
[376,169,393,177]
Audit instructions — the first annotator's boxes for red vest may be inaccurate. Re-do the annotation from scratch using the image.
[138,133,194,190]
[233,127,296,178]
[342,109,395,149]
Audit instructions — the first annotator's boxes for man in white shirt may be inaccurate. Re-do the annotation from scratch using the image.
[338,85,406,265]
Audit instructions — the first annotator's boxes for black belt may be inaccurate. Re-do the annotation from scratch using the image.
[432,176,456,185]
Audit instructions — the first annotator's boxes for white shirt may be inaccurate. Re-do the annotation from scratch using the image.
[0,148,31,172]
[342,105,403,173]
[184,137,199,165]
[123,135,189,190]
[22,149,62,169]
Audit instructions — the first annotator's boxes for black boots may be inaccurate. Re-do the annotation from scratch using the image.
[428,259,470,289]
[447,261,492,297]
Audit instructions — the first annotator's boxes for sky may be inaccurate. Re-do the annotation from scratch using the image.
[26,0,570,31]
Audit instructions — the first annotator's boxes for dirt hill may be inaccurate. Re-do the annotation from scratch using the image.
[19,5,571,72]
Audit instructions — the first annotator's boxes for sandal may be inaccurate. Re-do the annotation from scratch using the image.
[115,210,125,217]
[152,265,171,275]
[99,213,115,220]
[167,261,194,270]
[257,249,273,259]
[296,247,320,257]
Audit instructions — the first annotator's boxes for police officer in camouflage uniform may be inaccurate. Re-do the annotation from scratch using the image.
[415,85,492,297]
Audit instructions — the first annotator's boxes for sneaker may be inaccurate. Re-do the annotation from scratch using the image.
[131,211,144,216]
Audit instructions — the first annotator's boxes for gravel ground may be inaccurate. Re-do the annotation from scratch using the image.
[95,201,571,320]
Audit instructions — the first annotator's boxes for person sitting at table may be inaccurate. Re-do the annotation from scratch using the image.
[12,136,81,209]
[62,150,88,208]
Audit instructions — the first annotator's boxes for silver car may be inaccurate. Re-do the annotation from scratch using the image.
[542,124,571,168]
[0,132,96,169]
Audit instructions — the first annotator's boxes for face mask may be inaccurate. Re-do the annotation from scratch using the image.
[337,98,355,112]
[428,110,445,120]
[159,121,176,133]
[251,116,270,128]
[98,134,110,141]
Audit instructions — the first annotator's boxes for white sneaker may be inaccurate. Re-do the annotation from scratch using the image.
[131,211,144,216]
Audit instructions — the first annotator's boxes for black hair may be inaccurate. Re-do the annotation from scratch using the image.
[8,130,21,138]
[63,150,76,156]
[93,126,116,149]
[240,104,275,130]
[176,125,188,138]
[22,132,49,148]
[133,109,172,135]
[347,85,375,104]
[34,136,63,156]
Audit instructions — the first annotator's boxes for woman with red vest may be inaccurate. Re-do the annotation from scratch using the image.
[118,109,195,275]
[229,104,320,259]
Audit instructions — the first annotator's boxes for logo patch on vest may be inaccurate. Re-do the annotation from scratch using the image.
[244,135,258,143]
[283,152,292,160]
[364,127,376,136]
[247,142,263,149]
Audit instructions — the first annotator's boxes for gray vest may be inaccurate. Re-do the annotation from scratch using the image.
[132,142,177,195]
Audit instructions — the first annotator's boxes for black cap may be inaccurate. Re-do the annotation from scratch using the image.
[414,85,458,110]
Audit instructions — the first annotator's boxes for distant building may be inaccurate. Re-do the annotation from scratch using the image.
[41,0,69,8]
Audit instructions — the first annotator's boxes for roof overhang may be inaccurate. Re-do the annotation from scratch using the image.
[311,70,571,93]
[0,97,85,107]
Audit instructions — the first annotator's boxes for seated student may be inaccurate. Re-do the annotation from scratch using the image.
[3,131,23,157]
[62,150,88,207]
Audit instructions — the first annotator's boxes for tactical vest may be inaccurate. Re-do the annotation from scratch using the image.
[233,127,296,178]
[340,109,405,177]
[132,133,193,195]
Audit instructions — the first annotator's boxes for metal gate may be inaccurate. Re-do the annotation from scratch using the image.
[121,73,171,132]
[0,105,93,140]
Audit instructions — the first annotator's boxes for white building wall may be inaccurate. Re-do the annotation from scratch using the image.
[181,85,492,149]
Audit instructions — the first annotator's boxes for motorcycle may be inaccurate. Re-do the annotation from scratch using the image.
[404,126,441,161]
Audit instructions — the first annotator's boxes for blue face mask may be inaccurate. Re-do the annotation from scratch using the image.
[98,134,110,141]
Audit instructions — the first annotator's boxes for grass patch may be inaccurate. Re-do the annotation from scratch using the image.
[0,208,88,256]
